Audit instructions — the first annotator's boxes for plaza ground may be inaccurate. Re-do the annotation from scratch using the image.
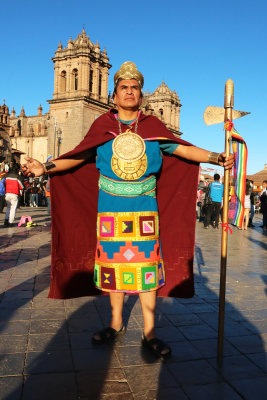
[0,207,266,399]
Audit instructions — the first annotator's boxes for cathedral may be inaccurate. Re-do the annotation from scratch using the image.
[0,29,182,164]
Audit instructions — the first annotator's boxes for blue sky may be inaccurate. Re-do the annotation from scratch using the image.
[1,0,266,174]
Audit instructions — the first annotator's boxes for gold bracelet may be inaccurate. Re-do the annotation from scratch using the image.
[207,152,220,165]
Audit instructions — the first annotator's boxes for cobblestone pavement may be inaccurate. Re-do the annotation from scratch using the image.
[0,207,266,400]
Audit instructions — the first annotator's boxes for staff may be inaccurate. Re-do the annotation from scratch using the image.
[218,79,233,365]
[204,80,250,364]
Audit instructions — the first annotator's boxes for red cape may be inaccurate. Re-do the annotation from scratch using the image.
[49,110,199,299]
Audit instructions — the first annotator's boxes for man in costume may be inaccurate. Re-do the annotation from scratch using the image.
[22,62,234,358]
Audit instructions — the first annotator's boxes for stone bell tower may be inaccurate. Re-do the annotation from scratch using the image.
[141,82,182,137]
[47,29,112,156]
[0,101,12,162]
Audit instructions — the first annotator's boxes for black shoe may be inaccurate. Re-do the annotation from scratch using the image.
[142,334,171,359]
[4,220,9,226]
[92,322,125,344]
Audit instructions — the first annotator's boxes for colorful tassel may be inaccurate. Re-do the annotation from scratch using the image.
[230,127,248,228]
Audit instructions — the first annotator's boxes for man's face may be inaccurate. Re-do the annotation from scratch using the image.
[113,79,142,111]
[263,182,267,189]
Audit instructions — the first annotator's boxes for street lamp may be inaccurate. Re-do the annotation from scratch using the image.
[57,128,62,157]
[53,120,57,159]
[48,115,58,159]
[48,115,62,158]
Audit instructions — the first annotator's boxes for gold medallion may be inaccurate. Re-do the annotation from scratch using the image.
[111,130,147,180]
[112,130,146,161]
[111,154,147,180]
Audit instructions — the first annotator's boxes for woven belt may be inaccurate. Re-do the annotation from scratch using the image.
[99,174,156,197]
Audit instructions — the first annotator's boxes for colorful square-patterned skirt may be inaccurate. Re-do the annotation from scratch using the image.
[94,211,165,293]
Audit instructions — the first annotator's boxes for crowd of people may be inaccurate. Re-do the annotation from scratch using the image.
[0,162,50,226]
[196,174,267,231]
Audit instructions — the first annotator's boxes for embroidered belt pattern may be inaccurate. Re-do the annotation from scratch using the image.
[94,261,165,292]
[99,174,156,197]
[97,211,159,241]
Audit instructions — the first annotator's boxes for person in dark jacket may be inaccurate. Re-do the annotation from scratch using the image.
[248,180,256,227]
[260,180,267,231]
[204,173,224,229]
[0,171,6,213]
[31,181,39,207]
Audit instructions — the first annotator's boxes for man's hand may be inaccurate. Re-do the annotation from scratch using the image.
[21,157,45,177]
[218,153,234,170]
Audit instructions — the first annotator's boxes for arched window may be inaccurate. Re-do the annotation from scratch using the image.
[98,71,102,96]
[72,69,78,91]
[60,71,66,92]
[89,69,93,93]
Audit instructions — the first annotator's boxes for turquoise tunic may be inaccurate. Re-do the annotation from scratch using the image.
[93,138,177,293]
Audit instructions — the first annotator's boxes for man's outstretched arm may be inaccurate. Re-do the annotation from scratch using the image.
[173,145,234,170]
[21,150,93,178]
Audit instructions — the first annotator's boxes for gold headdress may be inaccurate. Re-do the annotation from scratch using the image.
[114,61,144,88]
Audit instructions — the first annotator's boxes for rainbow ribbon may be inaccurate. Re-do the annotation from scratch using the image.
[230,126,248,228]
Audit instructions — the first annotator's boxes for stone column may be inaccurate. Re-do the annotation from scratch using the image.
[54,63,59,99]
[176,106,180,132]
[78,59,83,95]
[171,105,175,128]
[92,63,100,100]
[82,56,90,96]
[101,66,109,102]
[66,62,72,94]
[165,101,172,128]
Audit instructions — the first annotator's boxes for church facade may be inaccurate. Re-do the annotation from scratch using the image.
[0,30,182,164]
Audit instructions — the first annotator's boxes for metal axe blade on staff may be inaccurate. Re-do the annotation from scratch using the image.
[203,80,250,365]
